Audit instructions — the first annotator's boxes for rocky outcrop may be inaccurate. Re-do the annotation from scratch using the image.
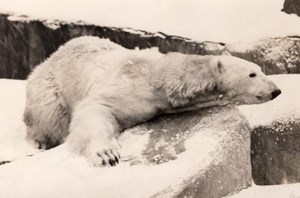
[224,37,300,75]
[251,120,300,185]
[282,0,300,17]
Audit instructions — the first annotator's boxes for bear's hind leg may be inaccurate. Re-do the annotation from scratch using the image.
[24,79,71,150]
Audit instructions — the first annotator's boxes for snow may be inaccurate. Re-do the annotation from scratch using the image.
[0,80,39,161]
[225,183,300,198]
[1,0,300,43]
[0,133,219,198]
[0,75,299,197]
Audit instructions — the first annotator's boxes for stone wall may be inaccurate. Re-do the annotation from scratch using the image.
[0,14,224,79]
[1,13,300,79]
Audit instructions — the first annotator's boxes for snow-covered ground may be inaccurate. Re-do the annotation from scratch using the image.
[225,183,300,198]
[1,0,300,43]
[0,75,299,198]
[0,80,38,161]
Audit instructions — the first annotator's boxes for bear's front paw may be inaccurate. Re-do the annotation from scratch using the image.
[86,138,121,167]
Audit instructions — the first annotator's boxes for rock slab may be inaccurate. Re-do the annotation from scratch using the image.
[0,79,252,198]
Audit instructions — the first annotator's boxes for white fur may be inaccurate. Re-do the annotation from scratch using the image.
[24,36,280,166]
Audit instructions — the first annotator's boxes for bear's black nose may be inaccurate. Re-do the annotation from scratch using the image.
[271,89,281,100]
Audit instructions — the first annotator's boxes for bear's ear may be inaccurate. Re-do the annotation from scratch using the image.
[221,51,232,56]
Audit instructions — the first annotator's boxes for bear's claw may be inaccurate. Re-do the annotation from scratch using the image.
[96,149,120,167]
[86,139,121,167]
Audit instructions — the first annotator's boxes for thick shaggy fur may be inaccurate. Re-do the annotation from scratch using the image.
[24,36,280,166]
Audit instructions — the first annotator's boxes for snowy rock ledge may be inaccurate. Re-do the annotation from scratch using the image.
[0,75,300,198]
[0,79,251,198]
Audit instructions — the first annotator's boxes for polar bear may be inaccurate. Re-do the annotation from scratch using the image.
[23,36,281,167]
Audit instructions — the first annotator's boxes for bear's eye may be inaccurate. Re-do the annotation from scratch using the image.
[249,73,256,78]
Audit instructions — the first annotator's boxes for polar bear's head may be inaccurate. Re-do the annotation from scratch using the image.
[216,55,281,105]
[161,53,280,108]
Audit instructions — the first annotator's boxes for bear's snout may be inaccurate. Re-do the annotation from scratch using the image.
[271,89,281,100]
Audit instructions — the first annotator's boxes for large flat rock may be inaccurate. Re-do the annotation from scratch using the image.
[0,79,251,198]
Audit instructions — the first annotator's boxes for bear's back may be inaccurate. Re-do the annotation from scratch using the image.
[28,36,164,110]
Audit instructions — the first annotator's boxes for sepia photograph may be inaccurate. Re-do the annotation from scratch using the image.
[0,0,299,197]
